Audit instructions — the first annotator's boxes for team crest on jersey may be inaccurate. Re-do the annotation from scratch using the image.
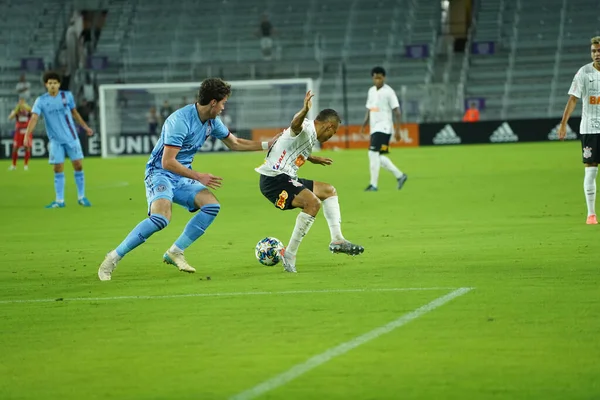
[583,146,593,159]
[206,121,212,137]
[276,190,288,209]
[294,155,306,167]
[156,184,167,193]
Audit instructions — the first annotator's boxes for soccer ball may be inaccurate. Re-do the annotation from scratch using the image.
[255,237,284,266]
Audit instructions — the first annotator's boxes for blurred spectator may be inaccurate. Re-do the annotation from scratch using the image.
[257,13,276,61]
[463,102,480,122]
[220,109,234,132]
[82,74,96,110]
[147,106,159,135]
[64,18,81,91]
[16,74,31,101]
[159,100,173,122]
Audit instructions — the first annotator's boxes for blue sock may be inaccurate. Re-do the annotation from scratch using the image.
[54,172,65,202]
[115,214,169,257]
[174,204,221,251]
[74,171,85,199]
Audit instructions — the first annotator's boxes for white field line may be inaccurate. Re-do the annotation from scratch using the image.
[229,287,474,400]
[0,287,457,305]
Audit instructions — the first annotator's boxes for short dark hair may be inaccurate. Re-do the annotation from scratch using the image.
[197,78,232,105]
[315,109,341,124]
[371,66,386,76]
[43,71,61,83]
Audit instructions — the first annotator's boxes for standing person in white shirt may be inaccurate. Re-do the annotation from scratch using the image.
[16,74,31,101]
[256,91,364,273]
[558,36,600,224]
[360,66,408,192]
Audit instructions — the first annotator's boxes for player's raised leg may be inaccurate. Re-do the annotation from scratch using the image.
[98,199,172,281]
[164,187,221,273]
[380,155,407,189]
[69,141,91,206]
[313,182,364,255]
[584,164,598,224]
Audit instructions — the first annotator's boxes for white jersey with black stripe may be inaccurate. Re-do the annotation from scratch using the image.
[255,119,317,178]
[568,63,600,133]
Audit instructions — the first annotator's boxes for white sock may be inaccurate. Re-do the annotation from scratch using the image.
[286,212,315,256]
[584,166,598,216]
[380,155,403,179]
[368,151,380,187]
[109,249,123,261]
[169,244,184,254]
[322,196,345,242]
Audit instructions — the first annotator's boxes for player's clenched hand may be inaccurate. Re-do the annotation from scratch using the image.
[304,90,314,110]
[308,156,333,166]
[557,124,567,140]
[194,173,223,189]
[84,127,94,136]
[23,135,31,147]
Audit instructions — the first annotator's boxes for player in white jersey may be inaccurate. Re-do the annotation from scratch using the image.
[360,66,408,192]
[559,36,600,224]
[256,91,364,272]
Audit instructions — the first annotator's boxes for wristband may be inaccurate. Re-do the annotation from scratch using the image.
[261,141,269,150]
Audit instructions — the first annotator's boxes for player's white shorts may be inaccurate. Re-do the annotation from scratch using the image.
[144,171,207,214]
[48,140,84,164]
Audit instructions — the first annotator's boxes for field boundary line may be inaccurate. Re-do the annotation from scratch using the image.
[0,287,459,305]
[229,287,474,400]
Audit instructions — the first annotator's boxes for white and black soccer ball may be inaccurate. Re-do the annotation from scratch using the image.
[255,237,284,266]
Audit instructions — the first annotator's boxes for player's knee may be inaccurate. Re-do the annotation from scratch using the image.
[72,160,83,171]
[326,185,337,198]
[201,203,221,217]
[149,213,170,231]
[304,196,321,215]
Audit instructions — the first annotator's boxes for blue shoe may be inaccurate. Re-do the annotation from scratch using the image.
[78,197,92,207]
[45,201,65,209]
[397,174,408,190]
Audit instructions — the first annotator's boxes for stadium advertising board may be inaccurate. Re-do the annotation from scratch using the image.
[419,117,581,146]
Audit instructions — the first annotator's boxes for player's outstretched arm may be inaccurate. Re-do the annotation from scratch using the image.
[359,110,369,134]
[221,132,279,151]
[558,95,579,139]
[307,156,333,166]
[290,90,314,136]
[161,145,222,189]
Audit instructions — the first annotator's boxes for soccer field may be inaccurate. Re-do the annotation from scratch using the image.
[1,141,599,400]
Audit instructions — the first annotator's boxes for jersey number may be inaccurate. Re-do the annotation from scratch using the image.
[276,190,288,209]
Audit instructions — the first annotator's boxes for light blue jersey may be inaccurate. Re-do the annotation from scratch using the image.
[32,91,79,145]
[145,104,230,175]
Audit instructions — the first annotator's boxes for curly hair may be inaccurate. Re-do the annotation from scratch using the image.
[43,71,61,83]
[197,78,232,105]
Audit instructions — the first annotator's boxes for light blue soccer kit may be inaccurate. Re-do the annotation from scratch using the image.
[144,104,230,212]
[32,91,84,164]
[32,90,88,207]
[109,104,228,262]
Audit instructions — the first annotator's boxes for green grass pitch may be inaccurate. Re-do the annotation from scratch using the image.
[1,141,599,399]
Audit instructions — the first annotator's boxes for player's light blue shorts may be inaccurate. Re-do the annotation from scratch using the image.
[144,171,207,214]
[48,140,84,164]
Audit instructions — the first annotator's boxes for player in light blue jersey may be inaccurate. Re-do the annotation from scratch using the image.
[26,71,94,208]
[98,78,277,281]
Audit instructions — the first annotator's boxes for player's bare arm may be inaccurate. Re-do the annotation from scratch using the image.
[8,109,17,120]
[558,95,579,140]
[71,109,93,136]
[359,110,370,134]
[307,156,333,166]
[221,133,279,151]
[290,90,314,136]
[23,113,39,147]
[392,107,403,141]
[162,145,222,189]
